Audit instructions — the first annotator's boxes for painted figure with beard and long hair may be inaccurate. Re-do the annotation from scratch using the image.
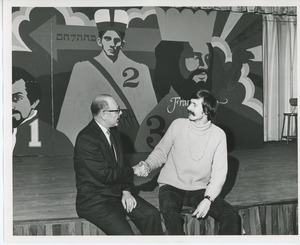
[134,40,214,151]
[153,41,213,101]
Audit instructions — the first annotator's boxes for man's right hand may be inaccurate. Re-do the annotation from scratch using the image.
[132,161,151,177]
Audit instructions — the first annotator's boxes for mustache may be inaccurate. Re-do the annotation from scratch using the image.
[12,110,20,115]
[188,110,195,116]
[192,68,208,75]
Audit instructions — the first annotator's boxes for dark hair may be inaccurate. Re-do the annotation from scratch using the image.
[12,66,42,105]
[98,30,125,40]
[90,94,110,117]
[191,89,217,120]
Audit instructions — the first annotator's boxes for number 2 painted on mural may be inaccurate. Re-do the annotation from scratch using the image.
[146,115,165,149]
[29,119,42,147]
[122,67,139,88]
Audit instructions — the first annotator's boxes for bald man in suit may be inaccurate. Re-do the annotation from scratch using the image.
[74,94,163,235]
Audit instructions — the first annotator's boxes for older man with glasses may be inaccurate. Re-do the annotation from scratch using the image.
[73,94,163,235]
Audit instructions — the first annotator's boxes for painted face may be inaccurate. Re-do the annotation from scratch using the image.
[98,30,123,60]
[104,97,123,127]
[179,42,212,83]
[12,79,36,128]
[187,98,208,124]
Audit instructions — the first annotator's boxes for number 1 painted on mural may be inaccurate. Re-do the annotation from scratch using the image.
[29,119,42,147]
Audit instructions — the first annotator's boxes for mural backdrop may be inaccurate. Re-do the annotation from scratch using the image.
[12,6,263,156]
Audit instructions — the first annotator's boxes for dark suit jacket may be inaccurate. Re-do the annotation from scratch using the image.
[74,119,134,212]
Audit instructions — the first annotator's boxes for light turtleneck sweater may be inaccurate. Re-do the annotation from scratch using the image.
[145,118,228,201]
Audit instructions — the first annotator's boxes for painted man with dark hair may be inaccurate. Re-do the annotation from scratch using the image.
[12,66,73,156]
[12,66,42,129]
[135,89,241,235]
[57,9,157,150]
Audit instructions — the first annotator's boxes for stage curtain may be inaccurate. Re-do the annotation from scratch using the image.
[263,15,297,141]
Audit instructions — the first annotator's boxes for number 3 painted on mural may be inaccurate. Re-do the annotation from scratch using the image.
[146,115,165,149]
[122,67,139,88]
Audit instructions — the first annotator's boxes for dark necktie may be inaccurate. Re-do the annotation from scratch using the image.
[107,129,117,161]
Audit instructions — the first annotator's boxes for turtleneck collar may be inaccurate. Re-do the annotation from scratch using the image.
[189,119,211,131]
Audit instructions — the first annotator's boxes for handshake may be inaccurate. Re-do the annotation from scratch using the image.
[132,161,151,177]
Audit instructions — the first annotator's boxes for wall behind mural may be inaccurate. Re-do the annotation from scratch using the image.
[12,6,263,156]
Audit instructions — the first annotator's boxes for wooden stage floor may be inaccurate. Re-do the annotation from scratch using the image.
[12,141,298,223]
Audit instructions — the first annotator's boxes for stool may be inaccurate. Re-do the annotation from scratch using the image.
[281,112,297,143]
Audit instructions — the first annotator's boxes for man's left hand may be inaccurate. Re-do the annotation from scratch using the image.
[121,191,137,213]
[192,198,211,219]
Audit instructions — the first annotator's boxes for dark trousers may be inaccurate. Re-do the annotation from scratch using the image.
[159,184,241,235]
[77,195,163,235]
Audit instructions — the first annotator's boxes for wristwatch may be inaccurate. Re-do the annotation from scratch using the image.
[204,195,213,202]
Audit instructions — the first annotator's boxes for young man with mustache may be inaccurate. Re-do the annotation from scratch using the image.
[136,89,241,235]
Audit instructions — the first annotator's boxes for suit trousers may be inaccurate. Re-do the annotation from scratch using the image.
[78,195,164,235]
[159,184,241,235]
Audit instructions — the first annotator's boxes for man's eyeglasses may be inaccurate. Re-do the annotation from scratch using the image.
[103,106,121,114]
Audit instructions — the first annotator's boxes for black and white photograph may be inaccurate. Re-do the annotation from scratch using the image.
[1,0,299,244]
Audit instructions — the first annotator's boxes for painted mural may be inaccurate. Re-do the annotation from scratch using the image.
[12,6,263,156]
